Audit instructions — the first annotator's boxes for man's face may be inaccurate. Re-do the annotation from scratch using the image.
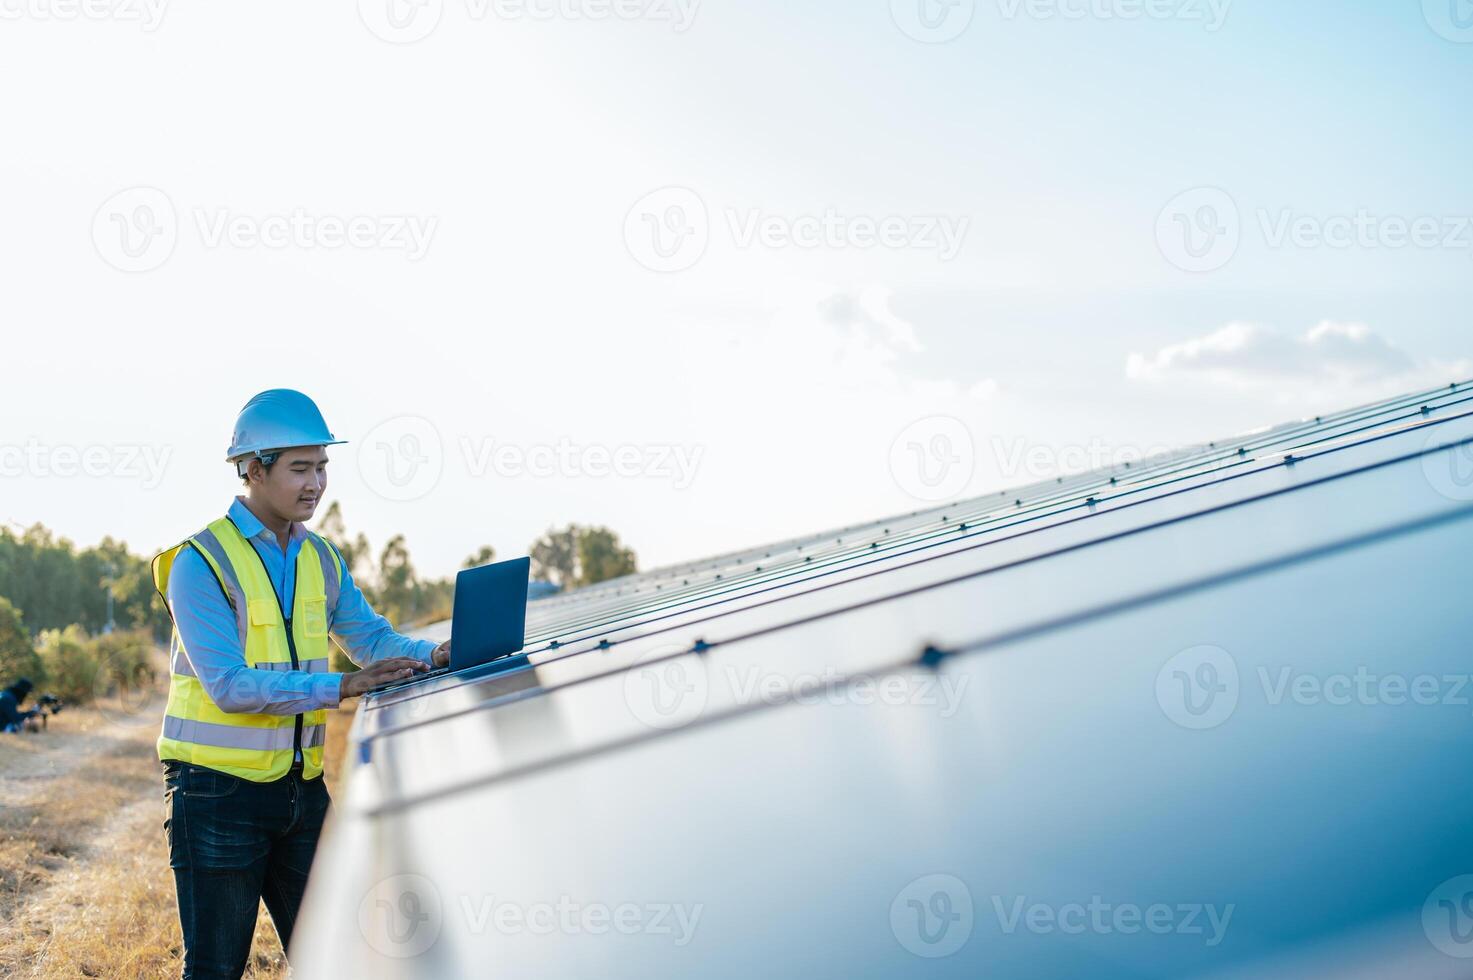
[252,446,329,523]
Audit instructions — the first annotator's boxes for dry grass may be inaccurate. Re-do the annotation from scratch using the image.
[0,690,360,979]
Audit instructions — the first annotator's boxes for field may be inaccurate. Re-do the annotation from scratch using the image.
[0,685,358,978]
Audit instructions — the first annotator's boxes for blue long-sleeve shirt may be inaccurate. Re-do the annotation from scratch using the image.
[166,497,437,726]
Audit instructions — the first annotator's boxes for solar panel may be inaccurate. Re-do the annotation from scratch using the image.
[292,381,1473,978]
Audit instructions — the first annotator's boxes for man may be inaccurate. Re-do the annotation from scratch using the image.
[0,677,35,733]
[153,388,450,979]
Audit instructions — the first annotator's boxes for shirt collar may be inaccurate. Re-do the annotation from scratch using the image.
[230,496,307,546]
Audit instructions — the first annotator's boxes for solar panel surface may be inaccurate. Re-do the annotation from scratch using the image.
[293,382,1473,979]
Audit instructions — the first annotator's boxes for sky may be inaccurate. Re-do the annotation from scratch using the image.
[1,0,1470,580]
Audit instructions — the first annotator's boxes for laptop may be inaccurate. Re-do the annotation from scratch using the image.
[373,556,531,691]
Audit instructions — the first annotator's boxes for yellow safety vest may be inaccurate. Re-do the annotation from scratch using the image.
[152,515,344,782]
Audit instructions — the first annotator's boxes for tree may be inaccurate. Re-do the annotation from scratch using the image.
[576,527,637,586]
[0,524,165,641]
[0,596,42,685]
[529,526,579,589]
[529,525,638,589]
[316,500,373,581]
[376,535,419,627]
[462,545,496,569]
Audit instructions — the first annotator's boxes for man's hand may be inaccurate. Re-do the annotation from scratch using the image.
[340,658,430,699]
[431,639,451,668]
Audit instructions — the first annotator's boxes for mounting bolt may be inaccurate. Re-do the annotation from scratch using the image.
[918,645,951,670]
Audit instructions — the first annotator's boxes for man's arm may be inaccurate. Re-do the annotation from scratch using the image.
[169,547,347,713]
[323,540,443,667]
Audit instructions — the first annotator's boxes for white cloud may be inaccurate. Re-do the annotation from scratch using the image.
[1126,321,1470,404]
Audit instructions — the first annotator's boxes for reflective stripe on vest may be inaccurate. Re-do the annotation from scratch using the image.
[152,516,344,782]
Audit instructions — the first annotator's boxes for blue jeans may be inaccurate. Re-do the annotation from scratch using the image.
[161,759,331,979]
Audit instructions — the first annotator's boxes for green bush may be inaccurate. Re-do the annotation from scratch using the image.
[34,626,157,704]
[93,629,159,696]
[35,625,96,703]
[0,596,42,685]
